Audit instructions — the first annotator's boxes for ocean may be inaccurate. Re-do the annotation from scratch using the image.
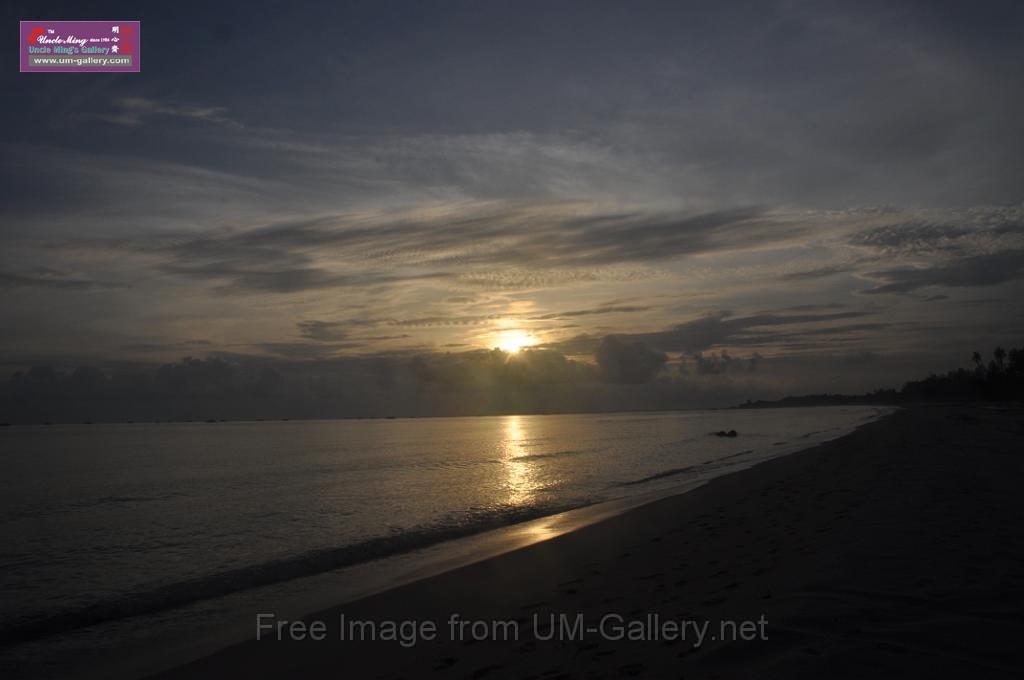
[0,406,887,678]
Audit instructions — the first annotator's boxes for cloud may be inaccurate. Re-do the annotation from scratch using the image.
[297,321,348,342]
[0,268,124,291]
[774,303,851,312]
[860,249,1024,295]
[158,259,450,294]
[778,263,858,281]
[84,97,241,128]
[387,314,503,327]
[633,310,872,353]
[848,222,976,253]
[529,303,651,320]
[847,209,1024,257]
[121,340,211,353]
[543,309,906,359]
[258,342,355,359]
[595,335,667,384]
[684,350,762,375]
[194,204,779,268]
[95,203,808,295]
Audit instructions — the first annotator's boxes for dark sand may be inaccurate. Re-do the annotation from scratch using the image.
[155,405,1024,679]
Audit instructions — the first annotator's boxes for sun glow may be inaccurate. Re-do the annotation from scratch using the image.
[496,330,536,353]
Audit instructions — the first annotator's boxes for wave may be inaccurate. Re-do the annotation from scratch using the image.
[510,449,585,462]
[614,449,756,487]
[0,500,591,648]
[0,491,193,522]
[614,465,697,487]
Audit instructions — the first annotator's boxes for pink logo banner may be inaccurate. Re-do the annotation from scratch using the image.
[20,20,140,72]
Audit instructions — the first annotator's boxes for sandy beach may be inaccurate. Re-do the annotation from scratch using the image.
[154,404,1024,679]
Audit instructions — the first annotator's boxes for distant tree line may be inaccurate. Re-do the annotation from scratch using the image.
[737,346,1024,408]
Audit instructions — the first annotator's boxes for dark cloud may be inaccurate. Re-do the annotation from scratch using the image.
[297,320,348,342]
[258,343,355,359]
[501,208,781,268]
[861,249,1024,295]
[0,268,124,291]
[848,215,1024,255]
[775,303,851,312]
[159,258,449,294]
[542,333,599,356]
[0,349,594,421]
[595,335,667,384]
[634,310,871,353]
[121,340,212,353]
[110,205,798,294]
[778,264,858,281]
[684,351,762,375]
[954,297,1006,305]
[82,96,241,128]
[849,222,974,253]
[0,334,1004,423]
[530,303,651,321]
[362,334,411,343]
[386,314,503,328]
[545,309,877,357]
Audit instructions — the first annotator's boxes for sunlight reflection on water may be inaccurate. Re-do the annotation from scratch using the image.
[503,415,538,506]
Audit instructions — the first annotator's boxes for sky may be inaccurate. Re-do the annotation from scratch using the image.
[2,1,1023,419]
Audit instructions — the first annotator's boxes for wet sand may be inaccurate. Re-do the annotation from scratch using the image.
[155,404,1024,679]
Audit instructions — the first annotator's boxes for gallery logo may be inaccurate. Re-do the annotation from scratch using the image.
[20,20,141,72]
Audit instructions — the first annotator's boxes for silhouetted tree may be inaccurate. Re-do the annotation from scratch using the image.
[741,345,1024,408]
[900,346,1023,402]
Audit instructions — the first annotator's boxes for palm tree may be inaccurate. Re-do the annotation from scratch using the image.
[972,351,984,377]
[994,346,1007,371]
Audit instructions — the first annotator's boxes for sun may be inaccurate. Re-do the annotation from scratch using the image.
[496,330,536,353]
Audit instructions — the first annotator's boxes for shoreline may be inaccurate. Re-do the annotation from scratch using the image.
[151,404,1024,678]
